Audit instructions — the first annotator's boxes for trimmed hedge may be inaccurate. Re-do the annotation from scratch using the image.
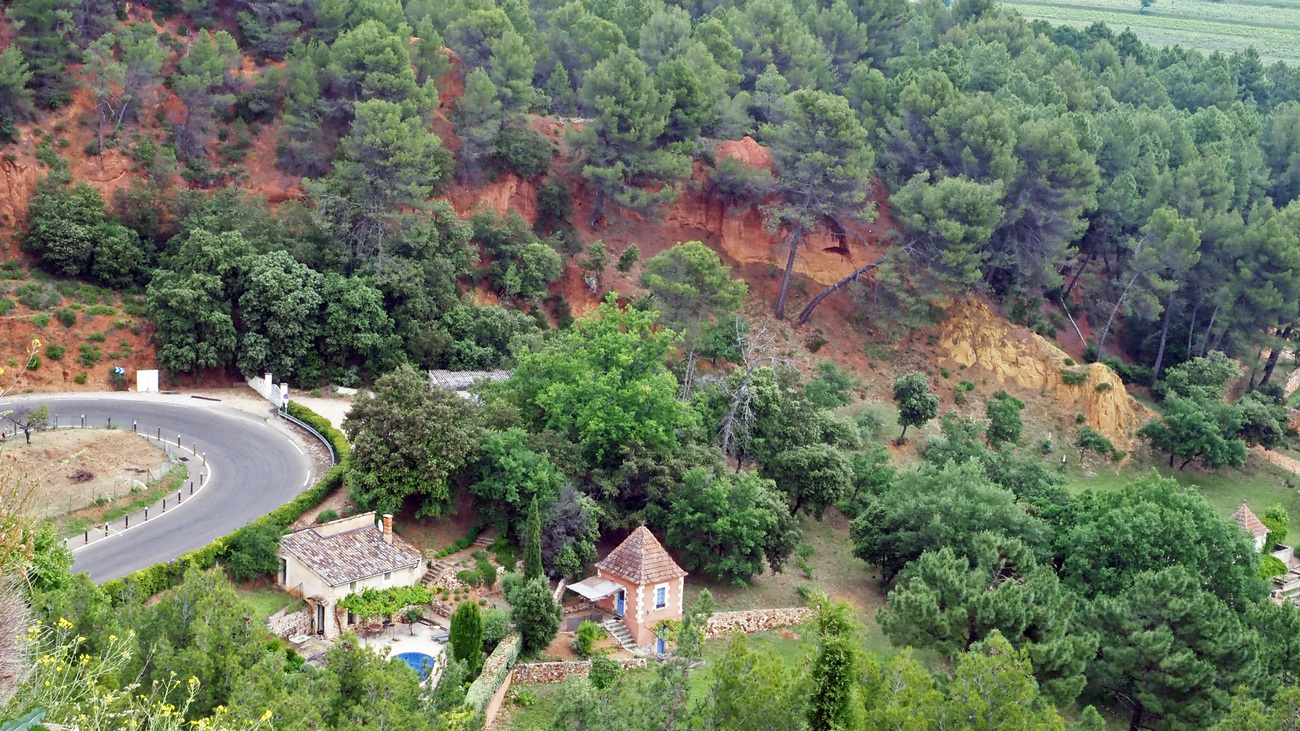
[103,402,349,604]
[463,633,521,728]
[286,401,350,461]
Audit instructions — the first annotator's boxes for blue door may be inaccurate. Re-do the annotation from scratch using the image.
[656,637,665,654]
[616,589,625,616]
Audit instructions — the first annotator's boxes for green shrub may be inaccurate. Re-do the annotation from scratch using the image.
[957,380,975,392]
[316,509,339,524]
[1063,357,1075,366]
[73,372,87,384]
[25,354,39,370]
[1095,382,1112,393]
[589,656,620,690]
[494,119,553,179]
[84,304,116,316]
[477,555,497,589]
[1260,554,1287,579]
[1075,426,1116,459]
[573,620,605,657]
[482,608,510,647]
[223,522,282,581]
[44,343,65,360]
[1061,370,1088,386]
[78,344,102,367]
[85,331,107,342]
[457,569,482,587]
[53,308,78,329]
[285,401,350,461]
[0,298,13,316]
[616,244,640,273]
[1075,413,1087,424]
[15,283,59,310]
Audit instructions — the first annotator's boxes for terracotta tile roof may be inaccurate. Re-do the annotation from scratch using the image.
[1233,501,1271,538]
[595,526,687,585]
[280,515,422,587]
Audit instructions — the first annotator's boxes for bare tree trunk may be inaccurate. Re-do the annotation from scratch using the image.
[1261,326,1293,387]
[774,222,804,320]
[1186,299,1200,356]
[796,260,883,325]
[1060,296,1086,345]
[1062,254,1093,300]
[1151,297,1177,387]
[1201,303,1220,357]
[1096,271,1141,362]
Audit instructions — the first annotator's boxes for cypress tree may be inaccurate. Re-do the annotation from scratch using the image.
[449,600,484,674]
[524,496,544,581]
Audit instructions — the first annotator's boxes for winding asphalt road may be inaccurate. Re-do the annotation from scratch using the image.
[0,393,314,583]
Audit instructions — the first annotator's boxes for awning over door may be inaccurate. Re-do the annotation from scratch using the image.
[566,576,621,600]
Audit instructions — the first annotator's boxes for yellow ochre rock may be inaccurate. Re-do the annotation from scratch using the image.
[938,299,1142,451]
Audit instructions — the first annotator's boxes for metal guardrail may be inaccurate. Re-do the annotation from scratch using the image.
[278,409,338,466]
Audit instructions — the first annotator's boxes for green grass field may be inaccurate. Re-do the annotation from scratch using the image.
[1067,449,1300,537]
[1003,0,1300,65]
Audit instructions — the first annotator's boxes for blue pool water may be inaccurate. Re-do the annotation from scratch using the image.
[395,652,436,681]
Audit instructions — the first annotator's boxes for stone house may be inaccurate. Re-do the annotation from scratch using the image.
[1233,501,1271,553]
[567,526,687,653]
[278,512,423,639]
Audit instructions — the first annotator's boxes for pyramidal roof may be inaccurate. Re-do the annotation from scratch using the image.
[1233,501,1270,538]
[595,526,687,585]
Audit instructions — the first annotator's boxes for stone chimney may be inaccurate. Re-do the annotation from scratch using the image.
[382,514,393,545]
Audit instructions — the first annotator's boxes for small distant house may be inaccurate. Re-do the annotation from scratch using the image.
[1233,501,1271,553]
[278,512,423,639]
[567,526,687,653]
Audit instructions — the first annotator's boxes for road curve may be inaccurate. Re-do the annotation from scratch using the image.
[0,393,314,582]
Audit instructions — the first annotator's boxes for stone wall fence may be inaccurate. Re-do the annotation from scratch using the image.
[512,658,647,685]
[267,604,312,639]
[703,607,814,638]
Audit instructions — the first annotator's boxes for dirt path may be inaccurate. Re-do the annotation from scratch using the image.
[1254,446,1300,478]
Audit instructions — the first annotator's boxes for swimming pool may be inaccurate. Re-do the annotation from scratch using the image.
[394,652,437,681]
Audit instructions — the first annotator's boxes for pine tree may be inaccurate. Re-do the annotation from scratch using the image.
[449,600,484,674]
[524,496,544,581]
[762,89,874,319]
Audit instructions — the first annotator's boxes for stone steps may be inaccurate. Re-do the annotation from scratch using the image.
[601,619,638,653]
[423,560,456,587]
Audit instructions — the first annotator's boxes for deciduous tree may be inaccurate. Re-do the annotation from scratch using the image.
[344,365,484,517]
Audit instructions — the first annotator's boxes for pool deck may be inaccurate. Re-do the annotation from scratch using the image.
[361,621,448,672]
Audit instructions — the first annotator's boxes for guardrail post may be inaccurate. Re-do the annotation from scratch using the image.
[200,473,205,486]
[202,452,206,466]
[144,507,148,521]
[84,530,88,544]
[157,427,161,440]
[104,523,108,537]
[193,442,197,455]
[54,415,58,427]
[125,514,128,528]
[107,417,111,429]
[81,415,85,428]
[190,481,193,495]
[162,498,166,512]
[177,490,182,504]
[177,434,181,447]
[133,421,137,433]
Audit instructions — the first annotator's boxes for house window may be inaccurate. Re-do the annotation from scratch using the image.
[349,581,356,592]
[654,584,668,609]
[384,571,392,581]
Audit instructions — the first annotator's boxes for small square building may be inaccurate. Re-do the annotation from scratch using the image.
[1233,501,1271,553]
[278,512,423,639]
[570,526,687,653]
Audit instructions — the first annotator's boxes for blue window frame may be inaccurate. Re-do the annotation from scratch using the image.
[655,585,667,609]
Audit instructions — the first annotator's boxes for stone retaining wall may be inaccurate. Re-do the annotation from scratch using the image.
[703,608,813,638]
[267,605,311,638]
[512,658,647,685]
